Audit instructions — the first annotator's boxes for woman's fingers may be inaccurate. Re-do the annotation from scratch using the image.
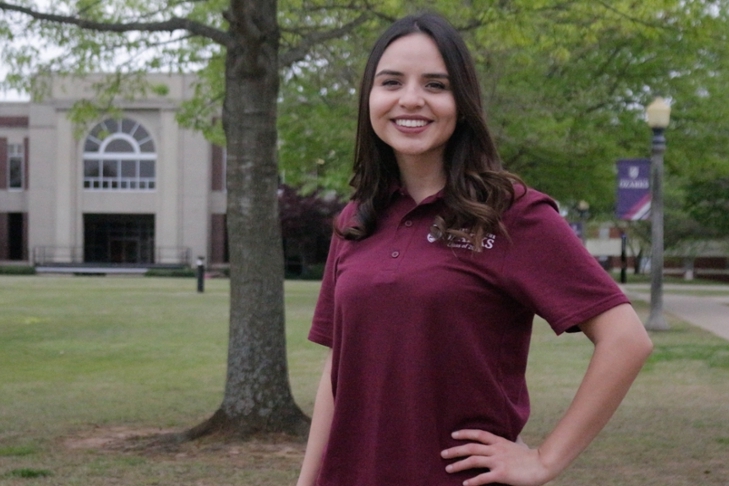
[441,430,551,486]
[442,443,489,459]
[441,429,502,457]
[444,454,492,473]
[440,430,502,475]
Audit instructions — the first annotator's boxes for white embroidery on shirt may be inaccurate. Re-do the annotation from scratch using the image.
[427,230,496,250]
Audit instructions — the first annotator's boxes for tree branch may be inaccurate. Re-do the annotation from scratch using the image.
[594,0,679,32]
[279,12,369,68]
[77,0,104,17]
[0,1,233,48]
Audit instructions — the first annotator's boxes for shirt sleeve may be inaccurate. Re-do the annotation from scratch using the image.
[498,188,629,334]
[307,203,355,347]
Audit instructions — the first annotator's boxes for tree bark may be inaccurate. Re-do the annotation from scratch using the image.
[188,0,309,439]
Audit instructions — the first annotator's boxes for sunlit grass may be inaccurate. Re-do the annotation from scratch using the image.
[0,276,727,485]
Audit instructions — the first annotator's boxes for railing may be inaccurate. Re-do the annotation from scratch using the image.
[33,246,191,266]
[33,247,84,265]
[83,177,155,190]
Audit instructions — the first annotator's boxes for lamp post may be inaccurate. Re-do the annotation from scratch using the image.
[576,200,590,246]
[620,231,628,284]
[645,97,671,331]
[196,256,205,293]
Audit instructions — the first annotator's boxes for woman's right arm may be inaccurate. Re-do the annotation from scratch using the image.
[296,349,334,486]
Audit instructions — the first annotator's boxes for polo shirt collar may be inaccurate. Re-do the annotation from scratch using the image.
[388,183,445,206]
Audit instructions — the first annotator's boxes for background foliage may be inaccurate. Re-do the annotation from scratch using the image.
[2,0,728,227]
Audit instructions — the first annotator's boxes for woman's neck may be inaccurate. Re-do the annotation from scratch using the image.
[396,154,446,204]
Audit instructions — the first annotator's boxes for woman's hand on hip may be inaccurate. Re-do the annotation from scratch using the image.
[440,429,555,486]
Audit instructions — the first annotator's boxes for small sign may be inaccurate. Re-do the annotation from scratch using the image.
[616,159,651,220]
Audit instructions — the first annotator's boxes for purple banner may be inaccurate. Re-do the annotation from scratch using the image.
[616,159,651,220]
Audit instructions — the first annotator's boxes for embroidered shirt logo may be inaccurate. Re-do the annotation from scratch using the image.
[427,231,496,250]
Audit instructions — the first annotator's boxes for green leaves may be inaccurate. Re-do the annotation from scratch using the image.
[277,40,360,194]
[2,0,729,216]
[274,0,729,212]
[685,176,729,236]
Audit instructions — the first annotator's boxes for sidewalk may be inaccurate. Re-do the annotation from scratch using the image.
[621,283,729,341]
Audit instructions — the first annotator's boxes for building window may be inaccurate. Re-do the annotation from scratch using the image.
[8,143,23,190]
[83,118,156,190]
[211,144,226,191]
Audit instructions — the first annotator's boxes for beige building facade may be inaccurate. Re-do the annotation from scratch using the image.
[0,74,228,270]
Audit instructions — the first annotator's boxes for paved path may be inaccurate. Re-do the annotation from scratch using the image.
[621,284,729,341]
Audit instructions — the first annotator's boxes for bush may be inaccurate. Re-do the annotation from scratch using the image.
[285,263,325,281]
[0,265,36,275]
[144,268,196,278]
[279,184,344,275]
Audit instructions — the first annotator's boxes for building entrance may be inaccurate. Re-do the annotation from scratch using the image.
[8,213,26,260]
[83,214,154,264]
[0,212,27,261]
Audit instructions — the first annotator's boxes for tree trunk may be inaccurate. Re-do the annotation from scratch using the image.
[188,0,309,439]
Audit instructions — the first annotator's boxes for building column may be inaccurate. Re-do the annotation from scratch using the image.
[53,113,78,263]
[156,110,180,264]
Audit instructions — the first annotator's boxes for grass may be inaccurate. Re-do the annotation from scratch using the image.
[0,276,727,485]
[5,469,53,479]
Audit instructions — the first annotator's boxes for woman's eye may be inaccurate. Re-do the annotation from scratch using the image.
[426,82,447,90]
[381,79,400,87]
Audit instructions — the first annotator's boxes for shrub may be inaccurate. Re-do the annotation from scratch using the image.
[0,265,36,275]
[144,268,196,278]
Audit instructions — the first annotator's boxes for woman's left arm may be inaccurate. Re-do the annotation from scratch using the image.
[442,303,653,486]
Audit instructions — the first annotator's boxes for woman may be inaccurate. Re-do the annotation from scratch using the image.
[297,13,652,486]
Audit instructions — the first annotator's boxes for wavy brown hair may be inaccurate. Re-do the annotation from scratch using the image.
[339,12,524,250]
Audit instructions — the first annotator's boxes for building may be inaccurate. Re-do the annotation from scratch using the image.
[4,73,724,278]
[583,224,728,282]
[0,74,228,271]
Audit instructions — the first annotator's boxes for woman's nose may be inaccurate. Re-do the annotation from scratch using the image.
[399,84,424,108]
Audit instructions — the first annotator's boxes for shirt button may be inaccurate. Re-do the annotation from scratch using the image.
[391,251,400,258]
[404,220,413,227]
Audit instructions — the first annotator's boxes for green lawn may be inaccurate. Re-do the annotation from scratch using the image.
[0,276,727,485]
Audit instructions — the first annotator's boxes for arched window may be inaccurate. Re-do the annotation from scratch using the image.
[83,118,156,190]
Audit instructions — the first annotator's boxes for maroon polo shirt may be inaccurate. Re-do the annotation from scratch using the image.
[309,186,628,486]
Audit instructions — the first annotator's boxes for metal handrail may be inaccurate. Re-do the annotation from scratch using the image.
[32,246,191,266]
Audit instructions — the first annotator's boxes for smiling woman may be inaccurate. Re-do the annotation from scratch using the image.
[296,12,652,486]
[368,33,456,200]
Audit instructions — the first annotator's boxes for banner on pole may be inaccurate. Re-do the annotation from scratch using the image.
[616,159,651,220]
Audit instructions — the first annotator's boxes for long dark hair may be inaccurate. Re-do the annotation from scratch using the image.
[340,12,524,249]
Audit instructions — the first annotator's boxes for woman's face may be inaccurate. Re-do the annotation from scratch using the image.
[369,33,457,166]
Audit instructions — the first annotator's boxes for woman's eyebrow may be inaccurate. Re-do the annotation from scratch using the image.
[423,73,449,80]
[374,70,449,79]
[374,69,402,77]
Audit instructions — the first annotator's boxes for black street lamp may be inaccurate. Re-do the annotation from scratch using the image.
[196,256,205,293]
[645,97,671,331]
[576,200,590,246]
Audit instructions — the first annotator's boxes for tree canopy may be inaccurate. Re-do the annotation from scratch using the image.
[4,1,728,215]
[275,1,729,220]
